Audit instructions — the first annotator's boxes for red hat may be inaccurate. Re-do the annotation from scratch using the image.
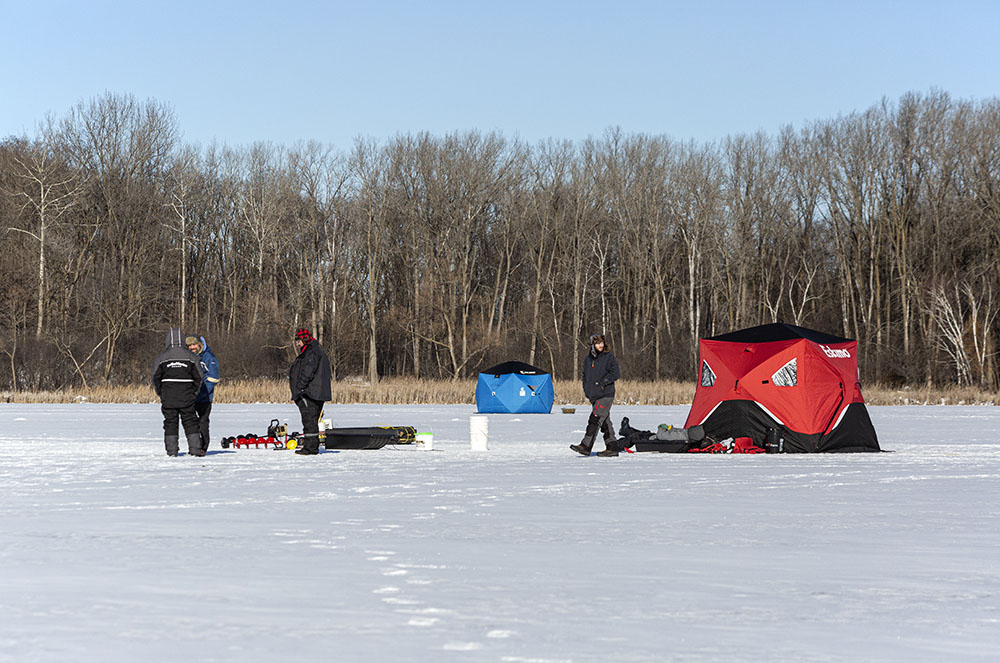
[295,328,314,343]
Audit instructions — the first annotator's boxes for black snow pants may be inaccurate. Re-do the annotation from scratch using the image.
[195,401,212,451]
[590,396,615,440]
[579,395,615,452]
[162,402,200,437]
[296,395,325,453]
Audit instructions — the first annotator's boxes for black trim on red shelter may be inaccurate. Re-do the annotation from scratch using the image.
[699,401,880,453]
[707,323,851,345]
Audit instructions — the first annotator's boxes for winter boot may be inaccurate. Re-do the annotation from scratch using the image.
[187,433,205,457]
[570,438,594,456]
[598,418,618,456]
[571,415,601,455]
[164,435,179,457]
[295,433,321,455]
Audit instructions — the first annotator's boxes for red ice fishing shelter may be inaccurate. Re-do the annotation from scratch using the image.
[684,323,880,453]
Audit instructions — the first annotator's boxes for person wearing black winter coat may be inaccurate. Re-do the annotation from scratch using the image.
[288,328,332,455]
[152,328,205,457]
[571,333,621,457]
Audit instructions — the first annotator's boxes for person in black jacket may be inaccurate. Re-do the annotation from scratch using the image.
[152,327,205,457]
[571,333,621,457]
[289,328,332,455]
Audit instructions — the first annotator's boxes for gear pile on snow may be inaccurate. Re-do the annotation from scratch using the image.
[323,426,416,450]
[613,418,777,454]
[220,418,417,452]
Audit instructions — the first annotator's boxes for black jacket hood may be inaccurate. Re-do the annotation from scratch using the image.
[165,327,184,348]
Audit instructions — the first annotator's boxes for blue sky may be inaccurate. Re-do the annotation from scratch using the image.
[3,0,998,149]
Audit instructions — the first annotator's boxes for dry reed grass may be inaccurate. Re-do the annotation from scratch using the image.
[2,379,996,406]
[863,383,998,406]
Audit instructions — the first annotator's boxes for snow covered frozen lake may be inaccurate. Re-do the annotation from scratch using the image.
[1,403,998,662]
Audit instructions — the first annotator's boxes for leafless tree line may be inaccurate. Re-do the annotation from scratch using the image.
[1,90,998,391]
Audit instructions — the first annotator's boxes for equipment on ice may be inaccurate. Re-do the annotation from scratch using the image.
[219,417,417,451]
[614,417,768,454]
[323,426,416,450]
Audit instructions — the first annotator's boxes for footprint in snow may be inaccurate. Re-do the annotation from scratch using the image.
[408,617,439,627]
[382,597,421,605]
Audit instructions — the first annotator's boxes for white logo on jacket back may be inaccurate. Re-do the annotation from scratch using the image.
[167,361,188,369]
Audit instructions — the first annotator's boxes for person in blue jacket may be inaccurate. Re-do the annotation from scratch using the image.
[571,333,621,457]
[187,335,220,453]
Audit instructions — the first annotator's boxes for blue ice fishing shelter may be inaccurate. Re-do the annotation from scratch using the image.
[475,361,554,414]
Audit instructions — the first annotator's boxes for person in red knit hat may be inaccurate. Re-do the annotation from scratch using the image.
[288,328,332,455]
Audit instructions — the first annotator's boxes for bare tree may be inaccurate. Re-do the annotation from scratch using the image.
[235,143,289,333]
[4,90,1000,390]
[289,140,348,343]
[926,282,974,385]
[162,145,202,328]
[57,93,178,382]
[411,132,518,379]
[349,137,394,384]
[673,144,721,364]
[3,128,82,338]
[525,140,574,367]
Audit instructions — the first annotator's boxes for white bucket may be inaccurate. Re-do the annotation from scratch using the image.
[469,415,489,451]
[415,432,434,451]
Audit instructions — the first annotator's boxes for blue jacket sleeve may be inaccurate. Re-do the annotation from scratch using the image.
[201,350,220,397]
